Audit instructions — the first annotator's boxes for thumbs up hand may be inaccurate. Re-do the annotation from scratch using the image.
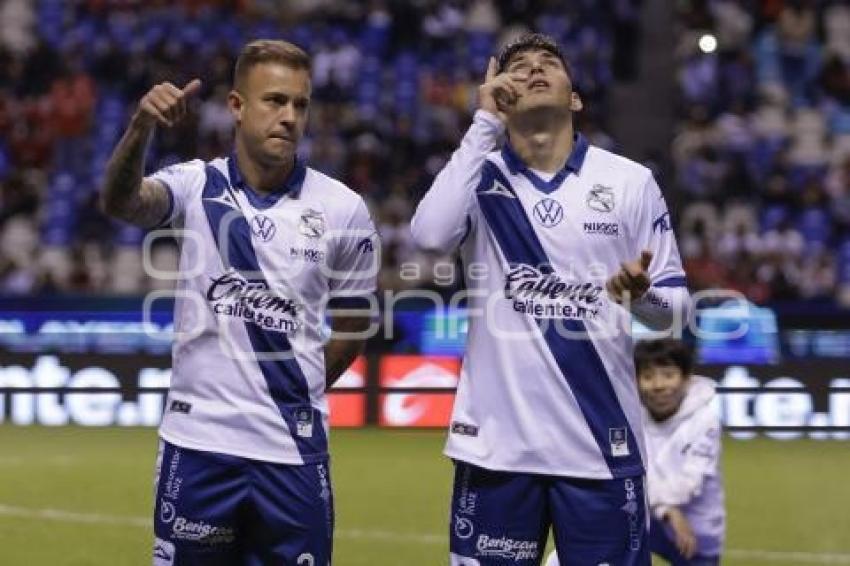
[606,250,653,303]
[132,79,203,130]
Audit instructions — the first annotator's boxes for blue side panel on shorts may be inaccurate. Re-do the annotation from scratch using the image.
[475,162,644,478]
[201,165,328,463]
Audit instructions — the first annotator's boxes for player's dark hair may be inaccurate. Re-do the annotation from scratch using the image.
[496,32,572,78]
[234,40,311,87]
[634,339,693,377]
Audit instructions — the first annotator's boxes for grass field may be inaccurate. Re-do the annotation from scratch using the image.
[0,427,848,565]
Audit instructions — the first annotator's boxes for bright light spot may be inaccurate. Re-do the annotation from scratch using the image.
[698,33,718,54]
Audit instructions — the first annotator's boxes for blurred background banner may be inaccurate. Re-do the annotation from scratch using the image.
[1,296,848,436]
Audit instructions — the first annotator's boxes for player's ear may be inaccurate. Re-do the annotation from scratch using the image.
[569,91,583,112]
[227,90,244,124]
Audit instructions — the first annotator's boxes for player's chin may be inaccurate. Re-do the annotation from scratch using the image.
[262,140,297,161]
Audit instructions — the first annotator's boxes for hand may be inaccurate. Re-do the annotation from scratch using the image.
[606,250,652,303]
[478,57,527,123]
[664,507,697,559]
[132,79,202,130]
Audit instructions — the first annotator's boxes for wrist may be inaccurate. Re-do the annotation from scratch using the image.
[129,111,157,134]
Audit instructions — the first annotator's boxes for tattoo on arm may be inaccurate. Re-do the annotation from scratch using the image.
[99,123,170,228]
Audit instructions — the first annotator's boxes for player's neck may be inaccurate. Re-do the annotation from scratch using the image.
[508,113,574,173]
[234,142,295,195]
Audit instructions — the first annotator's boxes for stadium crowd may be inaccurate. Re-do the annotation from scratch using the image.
[673,0,850,305]
[0,0,847,308]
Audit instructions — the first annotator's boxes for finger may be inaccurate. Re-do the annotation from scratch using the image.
[149,90,181,123]
[182,78,203,98]
[139,100,172,127]
[485,57,497,83]
[640,249,653,272]
[161,83,187,119]
[621,260,644,279]
[508,73,529,87]
[606,276,624,301]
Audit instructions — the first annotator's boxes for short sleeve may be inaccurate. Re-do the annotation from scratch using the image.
[145,159,205,226]
[328,197,379,306]
[631,173,687,288]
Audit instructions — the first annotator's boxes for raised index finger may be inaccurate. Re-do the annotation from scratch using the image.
[485,57,498,83]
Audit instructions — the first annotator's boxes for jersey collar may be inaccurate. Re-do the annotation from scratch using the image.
[501,132,589,194]
[227,152,306,209]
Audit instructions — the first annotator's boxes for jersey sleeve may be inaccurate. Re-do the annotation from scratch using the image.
[410,110,504,252]
[327,197,379,306]
[629,173,691,329]
[145,159,206,226]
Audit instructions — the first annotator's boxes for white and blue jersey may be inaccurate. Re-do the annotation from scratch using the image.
[412,110,690,479]
[147,155,377,465]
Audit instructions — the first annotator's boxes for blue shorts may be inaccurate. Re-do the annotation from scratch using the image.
[152,439,334,566]
[449,461,650,566]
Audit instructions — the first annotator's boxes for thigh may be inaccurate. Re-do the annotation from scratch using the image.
[244,460,334,566]
[152,440,247,566]
[549,475,650,566]
[449,460,549,566]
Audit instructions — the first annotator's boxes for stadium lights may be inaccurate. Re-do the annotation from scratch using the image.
[698,33,718,54]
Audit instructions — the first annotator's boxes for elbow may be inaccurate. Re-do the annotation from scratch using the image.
[410,219,449,252]
[410,212,466,252]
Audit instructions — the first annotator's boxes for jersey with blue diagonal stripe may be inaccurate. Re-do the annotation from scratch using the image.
[415,116,688,479]
[146,156,377,465]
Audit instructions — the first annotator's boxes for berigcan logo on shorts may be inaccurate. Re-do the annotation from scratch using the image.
[250,214,276,242]
[299,208,325,238]
[505,264,603,320]
[170,516,236,545]
[532,198,564,227]
[475,535,539,561]
[587,185,615,212]
[609,427,630,457]
[206,268,302,333]
[583,221,620,237]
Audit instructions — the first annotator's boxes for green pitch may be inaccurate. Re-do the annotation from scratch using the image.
[0,426,848,566]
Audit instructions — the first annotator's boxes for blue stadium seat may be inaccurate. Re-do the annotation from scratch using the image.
[760,205,790,232]
[797,207,832,248]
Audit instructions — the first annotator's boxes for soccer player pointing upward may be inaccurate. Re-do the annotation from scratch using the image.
[101,40,377,564]
[412,33,690,565]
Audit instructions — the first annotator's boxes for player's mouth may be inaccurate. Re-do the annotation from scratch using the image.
[269,133,294,143]
[528,78,550,91]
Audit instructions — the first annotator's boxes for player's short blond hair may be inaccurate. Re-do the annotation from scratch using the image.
[233,40,311,88]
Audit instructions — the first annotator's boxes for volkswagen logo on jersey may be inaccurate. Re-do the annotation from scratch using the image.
[587,184,615,212]
[532,198,564,227]
[299,209,325,238]
[250,214,276,242]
